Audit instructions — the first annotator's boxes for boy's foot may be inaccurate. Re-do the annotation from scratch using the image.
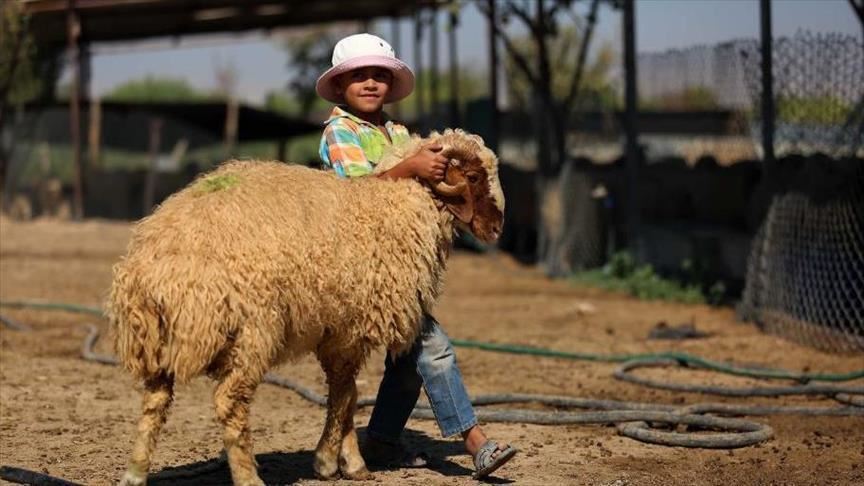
[472,441,518,479]
[362,437,430,469]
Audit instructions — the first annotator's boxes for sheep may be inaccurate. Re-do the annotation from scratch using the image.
[109,128,505,486]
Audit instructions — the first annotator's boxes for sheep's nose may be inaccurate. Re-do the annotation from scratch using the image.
[490,222,502,238]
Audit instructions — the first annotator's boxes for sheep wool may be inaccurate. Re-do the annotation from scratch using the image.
[109,161,451,383]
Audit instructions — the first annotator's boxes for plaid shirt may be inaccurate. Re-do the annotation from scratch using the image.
[319,106,411,178]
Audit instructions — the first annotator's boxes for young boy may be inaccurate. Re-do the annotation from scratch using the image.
[315,33,517,479]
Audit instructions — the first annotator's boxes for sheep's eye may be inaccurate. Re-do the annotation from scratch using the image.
[466,172,481,184]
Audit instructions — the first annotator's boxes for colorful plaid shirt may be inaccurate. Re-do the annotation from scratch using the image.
[319,106,411,178]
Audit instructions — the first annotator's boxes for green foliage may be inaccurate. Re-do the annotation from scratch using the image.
[572,252,706,304]
[640,85,719,111]
[776,95,852,124]
[1,2,41,105]
[105,76,213,103]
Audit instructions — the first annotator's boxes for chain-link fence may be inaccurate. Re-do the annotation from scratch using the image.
[735,31,864,354]
[738,155,864,353]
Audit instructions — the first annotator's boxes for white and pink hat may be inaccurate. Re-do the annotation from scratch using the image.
[315,33,415,104]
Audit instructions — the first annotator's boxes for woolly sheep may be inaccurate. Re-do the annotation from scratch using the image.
[109,129,505,486]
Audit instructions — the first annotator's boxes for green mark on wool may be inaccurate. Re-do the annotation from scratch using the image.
[195,174,240,193]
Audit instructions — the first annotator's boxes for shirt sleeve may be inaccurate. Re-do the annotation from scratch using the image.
[321,122,374,178]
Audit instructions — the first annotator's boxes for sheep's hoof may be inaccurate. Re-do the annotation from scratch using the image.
[118,470,147,486]
[314,455,340,481]
[235,478,266,486]
[341,466,373,481]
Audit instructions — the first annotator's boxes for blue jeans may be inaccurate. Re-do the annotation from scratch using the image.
[367,314,478,441]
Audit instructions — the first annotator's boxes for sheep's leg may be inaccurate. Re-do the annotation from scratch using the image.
[120,374,174,486]
[314,352,370,480]
[337,380,372,480]
[213,366,265,486]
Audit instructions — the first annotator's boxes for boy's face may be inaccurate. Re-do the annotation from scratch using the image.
[335,67,393,114]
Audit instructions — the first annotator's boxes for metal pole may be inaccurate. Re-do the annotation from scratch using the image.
[487,0,499,153]
[66,0,84,220]
[448,4,460,127]
[429,8,440,129]
[622,0,640,252]
[760,0,775,167]
[414,11,425,131]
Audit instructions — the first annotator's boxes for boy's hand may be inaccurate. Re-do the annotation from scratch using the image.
[409,144,448,182]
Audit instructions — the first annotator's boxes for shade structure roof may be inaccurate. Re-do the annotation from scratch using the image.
[22,0,437,48]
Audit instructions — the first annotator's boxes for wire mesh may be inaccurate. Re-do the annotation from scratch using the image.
[738,156,864,353]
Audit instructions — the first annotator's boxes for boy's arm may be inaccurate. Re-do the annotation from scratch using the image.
[322,123,374,178]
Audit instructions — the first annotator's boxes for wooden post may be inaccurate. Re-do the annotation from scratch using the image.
[429,8,439,129]
[622,0,640,253]
[143,117,162,215]
[448,3,460,127]
[414,11,425,131]
[88,98,101,169]
[66,0,84,219]
[487,0,499,153]
[277,139,288,162]
[391,17,402,119]
[760,0,775,168]
[224,97,239,157]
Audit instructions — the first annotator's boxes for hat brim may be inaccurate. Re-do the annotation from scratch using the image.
[315,55,415,104]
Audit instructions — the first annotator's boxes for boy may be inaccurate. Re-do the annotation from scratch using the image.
[315,33,517,479]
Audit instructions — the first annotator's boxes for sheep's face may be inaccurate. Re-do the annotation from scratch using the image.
[434,131,505,243]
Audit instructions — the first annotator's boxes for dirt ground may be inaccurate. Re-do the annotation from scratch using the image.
[1,218,862,486]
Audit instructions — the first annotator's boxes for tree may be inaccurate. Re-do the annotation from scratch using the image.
[478,0,607,276]
[1,1,41,192]
[504,28,617,113]
[105,76,212,102]
[280,26,355,118]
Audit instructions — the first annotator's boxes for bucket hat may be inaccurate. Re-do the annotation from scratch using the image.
[315,33,415,104]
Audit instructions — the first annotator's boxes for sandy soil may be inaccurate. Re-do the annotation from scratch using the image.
[1,218,862,486]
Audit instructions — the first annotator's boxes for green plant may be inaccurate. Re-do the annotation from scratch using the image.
[572,252,705,304]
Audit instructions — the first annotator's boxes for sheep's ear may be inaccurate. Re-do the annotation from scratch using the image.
[440,166,473,224]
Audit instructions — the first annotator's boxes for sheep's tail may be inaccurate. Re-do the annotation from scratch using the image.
[108,287,165,382]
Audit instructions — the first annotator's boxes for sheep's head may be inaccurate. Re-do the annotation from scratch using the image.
[429,129,505,243]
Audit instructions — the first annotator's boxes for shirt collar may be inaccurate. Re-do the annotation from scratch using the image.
[325,105,393,128]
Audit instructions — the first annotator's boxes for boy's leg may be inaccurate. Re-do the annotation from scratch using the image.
[366,340,423,446]
[414,315,478,438]
[417,315,517,477]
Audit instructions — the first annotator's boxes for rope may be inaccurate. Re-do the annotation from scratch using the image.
[4,299,863,382]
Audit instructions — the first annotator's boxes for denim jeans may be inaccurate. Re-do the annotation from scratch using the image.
[366,314,478,442]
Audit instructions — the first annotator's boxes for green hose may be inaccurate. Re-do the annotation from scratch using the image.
[449,339,864,382]
[3,299,863,383]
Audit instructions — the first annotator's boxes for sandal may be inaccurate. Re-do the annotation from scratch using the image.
[472,441,518,479]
